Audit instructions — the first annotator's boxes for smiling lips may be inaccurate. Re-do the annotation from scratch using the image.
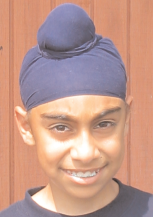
[63,168,101,178]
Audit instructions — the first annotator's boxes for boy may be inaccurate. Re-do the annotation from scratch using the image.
[0,3,153,217]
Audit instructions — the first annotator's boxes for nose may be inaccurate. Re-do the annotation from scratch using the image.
[70,130,101,163]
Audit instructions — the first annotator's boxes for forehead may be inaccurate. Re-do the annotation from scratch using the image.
[31,95,125,117]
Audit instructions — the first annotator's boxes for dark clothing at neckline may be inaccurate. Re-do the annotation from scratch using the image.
[0,179,153,217]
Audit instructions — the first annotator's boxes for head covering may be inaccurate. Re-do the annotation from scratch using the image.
[20,3,127,111]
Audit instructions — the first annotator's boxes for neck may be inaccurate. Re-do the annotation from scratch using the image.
[32,179,119,215]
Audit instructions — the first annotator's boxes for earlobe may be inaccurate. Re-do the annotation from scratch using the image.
[14,106,35,146]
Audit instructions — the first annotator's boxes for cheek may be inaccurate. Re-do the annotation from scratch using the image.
[101,133,125,162]
[34,130,71,172]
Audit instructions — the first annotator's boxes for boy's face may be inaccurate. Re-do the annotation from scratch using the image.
[16,95,131,200]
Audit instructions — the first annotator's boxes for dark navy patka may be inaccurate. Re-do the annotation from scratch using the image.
[19,3,127,110]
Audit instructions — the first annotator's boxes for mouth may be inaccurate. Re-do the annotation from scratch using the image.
[62,168,101,178]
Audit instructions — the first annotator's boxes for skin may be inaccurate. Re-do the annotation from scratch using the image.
[15,95,133,215]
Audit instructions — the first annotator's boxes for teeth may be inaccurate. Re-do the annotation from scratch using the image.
[92,171,96,176]
[66,169,100,178]
[72,172,77,176]
[84,171,92,177]
[76,172,84,177]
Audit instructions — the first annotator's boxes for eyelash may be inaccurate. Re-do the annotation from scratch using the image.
[50,125,70,133]
[49,121,116,133]
[94,121,116,129]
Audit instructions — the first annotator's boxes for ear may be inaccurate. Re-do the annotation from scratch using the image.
[124,95,133,136]
[14,106,35,146]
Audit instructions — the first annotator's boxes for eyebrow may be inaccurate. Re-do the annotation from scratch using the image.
[41,113,70,121]
[95,106,121,120]
[40,107,121,121]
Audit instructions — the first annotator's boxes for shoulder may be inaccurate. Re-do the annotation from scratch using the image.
[118,180,153,217]
[0,201,25,217]
[0,186,44,217]
[131,186,153,217]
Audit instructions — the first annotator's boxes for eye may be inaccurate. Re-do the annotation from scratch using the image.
[51,125,70,132]
[94,121,115,129]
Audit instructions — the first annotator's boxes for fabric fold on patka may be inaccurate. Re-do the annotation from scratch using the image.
[19,3,127,110]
